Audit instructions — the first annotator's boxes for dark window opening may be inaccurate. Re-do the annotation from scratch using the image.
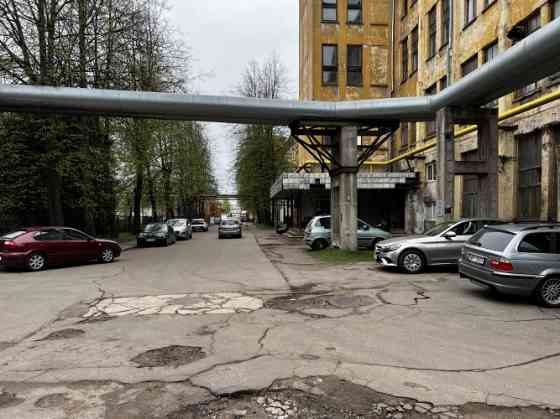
[401,38,408,82]
[511,12,541,98]
[518,133,542,220]
[348,0,363,24]
[428,7,437,58]
[442,0,450,45]
[401,123,408,148]
[426,161,437,181]
[461,54,478,77]
[465,0,477,25]
[411,27,418,73]
[347,45,363,86]
[402,0,408,17]
[322,44,338,85]
[322,0,337,22]
[425,84,437,136]
[440,75,448,91]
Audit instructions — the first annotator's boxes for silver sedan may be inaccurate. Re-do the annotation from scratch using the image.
[376,218,505,274]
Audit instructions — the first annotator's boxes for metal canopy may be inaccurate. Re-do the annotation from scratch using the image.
[0,21,559,125]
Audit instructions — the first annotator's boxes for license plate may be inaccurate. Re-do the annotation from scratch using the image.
[467,253,485,265]
[147,238,156,242]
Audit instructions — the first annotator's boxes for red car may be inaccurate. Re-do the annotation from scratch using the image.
[0,227,121,271]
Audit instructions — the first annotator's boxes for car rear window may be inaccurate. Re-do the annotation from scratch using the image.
[1,231,27,240]
[468,228,515,252]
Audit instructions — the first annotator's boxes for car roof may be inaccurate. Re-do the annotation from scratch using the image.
[487,223,560,233]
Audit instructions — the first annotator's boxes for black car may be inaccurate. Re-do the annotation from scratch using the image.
[137,223,176,247]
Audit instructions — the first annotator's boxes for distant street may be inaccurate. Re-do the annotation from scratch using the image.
[1,226,560,418]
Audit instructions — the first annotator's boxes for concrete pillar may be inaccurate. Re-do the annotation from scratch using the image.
[498,126,516,220]
[436,108,455,220]
[330,126,358,251]
[542,127,557,222]
[477,111,499,217]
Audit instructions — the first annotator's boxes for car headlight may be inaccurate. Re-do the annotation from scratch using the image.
[385,244,401,252]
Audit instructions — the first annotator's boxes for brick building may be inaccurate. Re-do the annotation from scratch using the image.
[271,0,560,233]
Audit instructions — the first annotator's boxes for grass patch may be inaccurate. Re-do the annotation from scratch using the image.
[310,248,374,265]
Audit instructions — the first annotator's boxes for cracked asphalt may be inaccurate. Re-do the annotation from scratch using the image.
[1,225,560,418]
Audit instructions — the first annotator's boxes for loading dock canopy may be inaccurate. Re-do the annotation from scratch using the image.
[0,21,559,125]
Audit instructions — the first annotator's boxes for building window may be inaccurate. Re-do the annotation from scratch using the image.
[411,27,418,74]
[401,38,408,82]
[428,7,437,59]
[518,133,542,220]
[322,0,337,22]
[425,84,437,136]
[483,0,496,9]
[426,161,437,181]
[483,42,498,63]
[461,54,478,77]
[554,0,560,19]
[511,12,541,98]
[402,0,408,17]
[348,0,363,24]
[440,76,448,91]
[347,45,363,86]
[465,0,476,26]
[401,123,409,148]
[322,44,338,85]
[442,0,450,46]
[410,123,417,146]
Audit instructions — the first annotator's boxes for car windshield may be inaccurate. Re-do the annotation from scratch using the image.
[167,219,186,226]
[424,222,456,236]
[222,220,238,226]
[192,219,205,224]
[144,224,165,232]
[1,230,26,240]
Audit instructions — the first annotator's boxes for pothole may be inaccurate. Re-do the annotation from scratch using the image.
[38,329,85,341]
[265,294,375,311]
[131,345,206,368]
[167,376,560,419]
[0,391,24,409]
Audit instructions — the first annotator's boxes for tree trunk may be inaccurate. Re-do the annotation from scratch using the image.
[133,169,144,233]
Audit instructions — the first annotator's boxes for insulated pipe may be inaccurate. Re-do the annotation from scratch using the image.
[0,20,560,124]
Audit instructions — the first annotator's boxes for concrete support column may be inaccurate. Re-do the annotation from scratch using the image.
[437,107,499,220]
[330,126,358,251]
[542,127,558,222]
[436,108,455,220]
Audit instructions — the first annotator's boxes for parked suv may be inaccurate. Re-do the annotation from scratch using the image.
[167,218,192,240]
[376,218,505,273]
[459,223,560,307]
[304,215,391,251]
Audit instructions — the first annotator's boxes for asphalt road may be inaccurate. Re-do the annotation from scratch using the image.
[1,225,560,418]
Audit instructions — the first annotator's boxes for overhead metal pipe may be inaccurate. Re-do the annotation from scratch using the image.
[0,20,560,124]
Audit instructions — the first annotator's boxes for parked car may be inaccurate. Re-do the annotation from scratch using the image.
[304,215,391,251]
[459,223,560,307]
[376,218,505,274]
[167,218,192,240]
[0,227,121,271]
[218,219,242,239]
[192,218,209,232]
[137,223,176,247]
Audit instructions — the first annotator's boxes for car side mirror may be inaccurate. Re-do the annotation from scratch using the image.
[443,231,457,239]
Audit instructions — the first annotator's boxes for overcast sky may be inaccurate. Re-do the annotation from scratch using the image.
[166,1,299,193]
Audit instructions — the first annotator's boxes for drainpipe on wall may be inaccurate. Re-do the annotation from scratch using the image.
[390,0,396,95]
[446,0,454,85]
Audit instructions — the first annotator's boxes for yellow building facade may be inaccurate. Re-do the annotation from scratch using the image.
[297,0,560,232]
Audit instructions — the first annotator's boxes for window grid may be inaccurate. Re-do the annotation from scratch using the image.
[322,0,337,22]
[348,0,363,24]
[347,45,363,86]
[442,0,450,46]
[401,38,409,82]
[322,44,338,86]
[461,54,478,77]
[411,27,418,74]
[428,7,437,59]
[465,0,476,25]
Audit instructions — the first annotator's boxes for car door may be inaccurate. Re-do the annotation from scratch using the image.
[32,229,66,264]
[443,221,475,262]
[63,228,97,261]
[425,221,469,264]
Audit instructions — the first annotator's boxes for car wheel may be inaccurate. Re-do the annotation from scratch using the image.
[311,239,328,251]
[399,250,425,274]
[536,277,560,308]
[26,252,47,272]
[99,247,114,263]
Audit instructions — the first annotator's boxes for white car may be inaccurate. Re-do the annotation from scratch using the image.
[192,218,209,232]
